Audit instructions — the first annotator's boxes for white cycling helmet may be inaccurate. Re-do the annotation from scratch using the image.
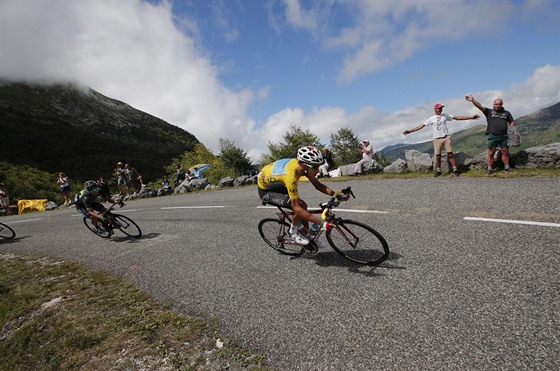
[297,146,324,166]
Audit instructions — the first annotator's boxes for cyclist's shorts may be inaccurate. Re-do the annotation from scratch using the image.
[76,202,105,218]
[487,133,508,149]
[258,187,292,209]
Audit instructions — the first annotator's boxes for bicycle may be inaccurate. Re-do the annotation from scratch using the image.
[0,222,16,240]
[258,186,389,266]
[83,202,142,238]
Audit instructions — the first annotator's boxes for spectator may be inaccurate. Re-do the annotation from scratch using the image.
[97,176,111,199]
[162,177,171,190]
[125,164,143,194]
[115,161,128,194]
[353,139,373,176]
[192,167,201,179]
[465,95,517,174]
[403,103,479,177]
[0,182,11,215]
[174,163,186,187]
[57,172,72,206]
[318,147,335,178]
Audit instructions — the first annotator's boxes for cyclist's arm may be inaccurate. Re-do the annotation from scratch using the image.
[308,175,335,197]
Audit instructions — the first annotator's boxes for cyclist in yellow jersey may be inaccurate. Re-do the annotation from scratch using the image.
[258,146,348,246]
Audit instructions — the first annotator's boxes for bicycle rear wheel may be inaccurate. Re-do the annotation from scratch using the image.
[0,222,16,239]
[258,218,304,256]
[82,217,111,238]
[326,219,389,265]
[112,214,142,238]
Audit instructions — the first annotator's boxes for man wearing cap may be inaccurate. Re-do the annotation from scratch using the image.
[114,161,127,194]
[465,95,516,174]
[354,139,373,176]
[403,103,479,177]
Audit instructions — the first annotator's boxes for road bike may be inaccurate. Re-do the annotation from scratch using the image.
[0,222,16,240]
[83,202,142,239]
[258,186,389,265]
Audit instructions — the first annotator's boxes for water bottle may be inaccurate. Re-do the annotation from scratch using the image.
[310,223,320,235]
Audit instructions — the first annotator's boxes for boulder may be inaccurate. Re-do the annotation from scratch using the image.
[384,159,407,173]
[219,177,235,187]
[405,150,433,172]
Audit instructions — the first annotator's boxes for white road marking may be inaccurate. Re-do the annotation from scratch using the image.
[161,206,227,210]
[464,217,560,228]
[4,218,44,224]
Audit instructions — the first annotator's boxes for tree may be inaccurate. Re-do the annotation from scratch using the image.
[261,124,322,164]
[329,127,361,166]
[218,138,252,176]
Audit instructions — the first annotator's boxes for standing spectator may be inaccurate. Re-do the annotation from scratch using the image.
[57,172,72,206]
[466,95,517,174]
[97,176,111,199]
[115,161,128,194]
[353,139,373,176]
[0,182,11,215]
[174,163,186,187]
[125,164,143,194]
[318,147,335,178]
[403,103,479,177]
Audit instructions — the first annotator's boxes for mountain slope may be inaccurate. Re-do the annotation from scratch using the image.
[0,81,199,182]
[383,102,560,161]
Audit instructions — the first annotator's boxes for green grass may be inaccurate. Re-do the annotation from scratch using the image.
[0,255,267,370]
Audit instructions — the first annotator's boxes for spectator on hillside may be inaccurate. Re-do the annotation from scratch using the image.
[57,172,72,206]
[97,176,111,199]
[465,95,517,175]
[162,177,171,190]
[0,182,11,215]
[125,163,144,194]
[192,167,201,179]
[318,147,335,178]
[174,163,186,187]
[115,161,128,194]
[403,103,479,177]
[354,139,373,176]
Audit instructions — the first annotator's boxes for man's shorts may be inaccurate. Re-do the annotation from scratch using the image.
[118,175,127,185]
[60,185,70,194]
[487,133,509,148]
[258,187,292,209]
[433,135,453,155]
[76,202,105,218]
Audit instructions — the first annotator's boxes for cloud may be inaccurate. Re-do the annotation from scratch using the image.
[0,0,256,156]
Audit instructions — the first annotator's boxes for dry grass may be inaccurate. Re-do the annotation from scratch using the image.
[0,254,267,370]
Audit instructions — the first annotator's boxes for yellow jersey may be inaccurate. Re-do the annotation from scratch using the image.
[257,158,301,200]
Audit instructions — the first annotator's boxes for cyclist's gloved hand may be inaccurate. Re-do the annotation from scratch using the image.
[321,219,335,231]
[335,190,350,201]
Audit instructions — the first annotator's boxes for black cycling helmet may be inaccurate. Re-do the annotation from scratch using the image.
[84,180,99,192]
[297,146,324,166]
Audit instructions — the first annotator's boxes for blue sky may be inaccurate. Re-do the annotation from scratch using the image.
[1,0,559,162]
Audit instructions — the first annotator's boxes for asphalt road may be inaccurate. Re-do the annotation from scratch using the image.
[1,176,559,370]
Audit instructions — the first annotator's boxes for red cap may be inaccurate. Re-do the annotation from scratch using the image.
[434,103,445,109]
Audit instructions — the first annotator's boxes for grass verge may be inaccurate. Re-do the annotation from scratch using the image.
[0,254,267,370]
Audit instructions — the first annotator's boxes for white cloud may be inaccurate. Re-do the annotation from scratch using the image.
[0,0,256,156]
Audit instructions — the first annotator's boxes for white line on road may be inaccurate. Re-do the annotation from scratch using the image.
[161,206,227,210]
[257,206,389,214]
[4,218,44,224]
[464,217,560,228]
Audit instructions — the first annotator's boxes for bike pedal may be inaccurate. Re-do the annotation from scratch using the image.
[304,243,319,254]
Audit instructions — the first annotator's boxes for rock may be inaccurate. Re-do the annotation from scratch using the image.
[384,159,407,173]
[405,150,433,172]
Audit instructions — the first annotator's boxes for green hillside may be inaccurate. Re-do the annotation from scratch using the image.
[0,81,199,183]
[384,102,560,161]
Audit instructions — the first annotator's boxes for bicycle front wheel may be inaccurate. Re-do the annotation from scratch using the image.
[326,219,389,265]
[258,218,304,256]
[0,222,16,239]
[112,214,142,238]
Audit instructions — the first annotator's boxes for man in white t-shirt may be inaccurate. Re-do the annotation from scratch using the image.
[403,103,479,177]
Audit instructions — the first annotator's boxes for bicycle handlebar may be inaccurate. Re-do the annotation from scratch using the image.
[320,186,354,221]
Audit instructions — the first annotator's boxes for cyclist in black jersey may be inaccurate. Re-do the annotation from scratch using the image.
[75,180,118,234]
